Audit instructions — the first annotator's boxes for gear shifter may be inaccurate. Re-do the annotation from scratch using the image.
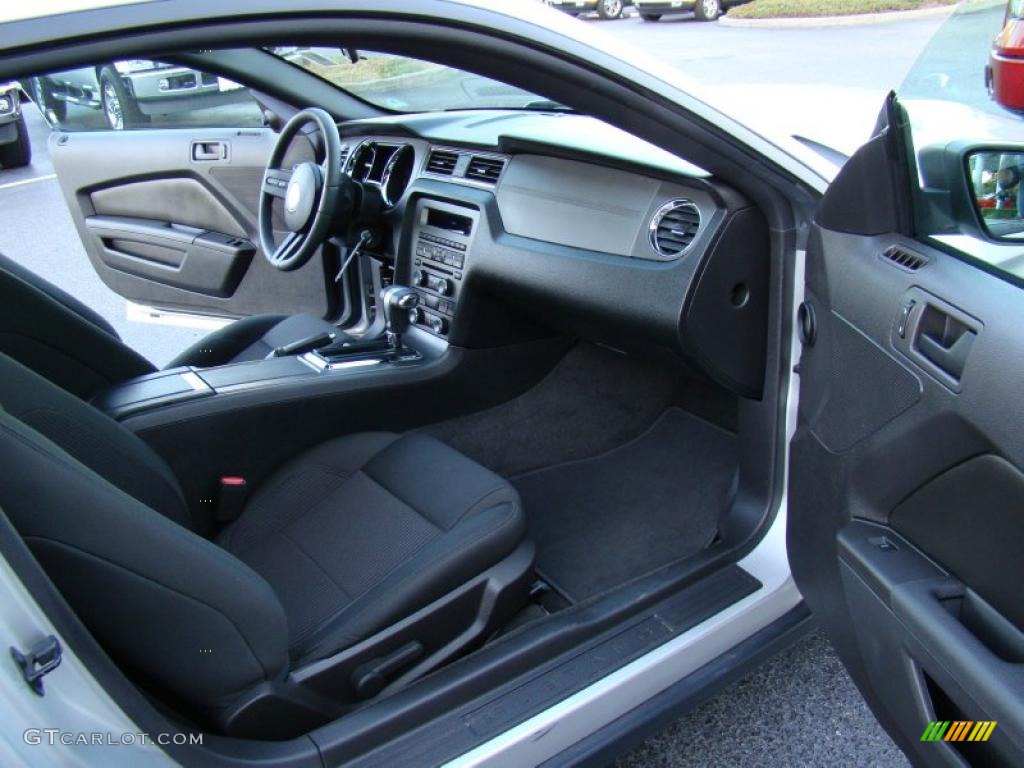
[381,285,420,350]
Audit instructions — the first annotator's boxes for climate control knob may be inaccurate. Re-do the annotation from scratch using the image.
[427,314,448,335]
[433,277,453,296]
[412,269,427,287]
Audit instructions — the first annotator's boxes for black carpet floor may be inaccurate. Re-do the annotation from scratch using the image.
[513,408,738,603]
[423,343,681,477]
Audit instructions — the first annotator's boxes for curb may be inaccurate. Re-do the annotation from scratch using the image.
[718,3,957,27]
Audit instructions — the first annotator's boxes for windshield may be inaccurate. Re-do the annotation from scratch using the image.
[267,48,549,112]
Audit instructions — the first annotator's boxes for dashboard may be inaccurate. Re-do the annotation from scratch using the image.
[337,110,770,397]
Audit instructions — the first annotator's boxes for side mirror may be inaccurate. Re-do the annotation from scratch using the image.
[918,141,1024,243]
[965,149,1024,241]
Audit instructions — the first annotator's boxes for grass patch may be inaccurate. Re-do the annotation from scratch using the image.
[727,0,957,19]
[301,57,440,86]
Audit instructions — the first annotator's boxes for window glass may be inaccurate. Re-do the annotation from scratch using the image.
[25,61,264,131]
[897,4,1024,282]
[267,48,549,113]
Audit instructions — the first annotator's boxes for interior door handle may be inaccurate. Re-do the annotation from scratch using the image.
[191,140,227,161]
[913,304,977,381]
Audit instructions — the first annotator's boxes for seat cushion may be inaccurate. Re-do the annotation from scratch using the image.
[167,313,343,369]
[218,432,525,664]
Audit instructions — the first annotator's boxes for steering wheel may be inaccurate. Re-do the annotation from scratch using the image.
[259,108,345,271]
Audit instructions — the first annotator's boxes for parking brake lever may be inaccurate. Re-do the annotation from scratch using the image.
[268,330,336,358]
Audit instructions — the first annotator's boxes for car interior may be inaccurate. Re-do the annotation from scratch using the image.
[0,32,799,767]
[6,5,1024,766]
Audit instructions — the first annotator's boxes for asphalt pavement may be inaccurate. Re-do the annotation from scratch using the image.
[617,629,908,768]
[0,8,1010,765]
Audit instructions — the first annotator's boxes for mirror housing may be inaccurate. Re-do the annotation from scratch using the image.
[918,140,1024,243]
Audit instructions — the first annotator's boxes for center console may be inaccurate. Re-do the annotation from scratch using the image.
[93,285,437,421]
[409,199,479,339]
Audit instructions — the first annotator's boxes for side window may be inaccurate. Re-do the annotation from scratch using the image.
[26,60,264,131]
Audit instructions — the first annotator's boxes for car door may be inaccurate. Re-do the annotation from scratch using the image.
[789,91,1024,767]
[36,60,340,322]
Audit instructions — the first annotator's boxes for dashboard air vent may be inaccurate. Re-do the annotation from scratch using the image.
[465,155,505,184]
[649,200,701,258]
[882,245,927,271]
[426,149,458,176]
[339,144,351,169]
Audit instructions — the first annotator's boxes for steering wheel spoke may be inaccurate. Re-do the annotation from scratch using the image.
[262,169,292,199]
[271,230,303,264]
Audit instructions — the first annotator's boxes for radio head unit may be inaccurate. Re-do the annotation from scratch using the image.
[409,201,480,340]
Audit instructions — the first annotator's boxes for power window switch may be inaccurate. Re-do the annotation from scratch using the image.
[869,535,898,552]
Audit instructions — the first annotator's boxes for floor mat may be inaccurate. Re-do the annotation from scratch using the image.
[422,343,680,477]
[514,408,737,603]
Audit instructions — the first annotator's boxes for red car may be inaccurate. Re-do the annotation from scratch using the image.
[987,0,1024,112]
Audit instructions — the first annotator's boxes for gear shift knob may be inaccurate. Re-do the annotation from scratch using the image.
[381,284,419,346]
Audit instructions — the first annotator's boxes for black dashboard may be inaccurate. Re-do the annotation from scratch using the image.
[338,110,770,397]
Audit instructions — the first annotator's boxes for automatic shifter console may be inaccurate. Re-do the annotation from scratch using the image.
[381,284,420,350]
[303,284,421,372]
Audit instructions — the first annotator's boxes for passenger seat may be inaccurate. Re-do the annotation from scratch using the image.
[0,352,531,736]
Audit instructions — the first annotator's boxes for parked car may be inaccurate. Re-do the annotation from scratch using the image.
[544,0,632,19]
[0,81,30,168]
[634,0,748,21]
[986,0,1024,113]
[25,61,250,130]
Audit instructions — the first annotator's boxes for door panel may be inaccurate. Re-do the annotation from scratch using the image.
[91,178,247,237]
[791,142,1024,763]
[50,127,336,320]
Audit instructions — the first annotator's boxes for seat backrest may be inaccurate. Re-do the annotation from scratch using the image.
[0,352,189,526]
[0,353,289,715]
[0,252,155,398]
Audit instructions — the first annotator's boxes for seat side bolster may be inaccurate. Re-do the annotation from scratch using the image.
[0,354,191,528]
[28,538,289,705]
